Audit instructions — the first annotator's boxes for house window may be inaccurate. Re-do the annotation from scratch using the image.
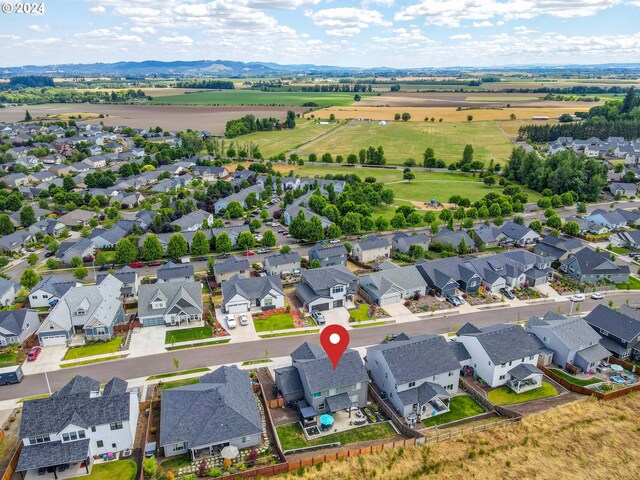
[408,382,416,388]
[543,336,550,344]
[97,441,104,448]
[385,373,388,379]
[152,301,165,310]
[241,437,248,444]
[112,443,117,449]
[110,422,123,430]
[313,392,321,398]
[91,426,96,432]
[353,382,361,391]
[49,324,55,330]
[374,360,379,367]
[75,309,86,316]
[78,431,86,439]
[600,329,609,336]
[448,371,454,377]
[263,297,273,307]
[332,285,344,294]
[445,384,454,391]
[69,432,77,441]
[508,361,512,366]
[318,403,325,411]
[432,375,437,381]
[499,375,506,380]
[529,356,534,361]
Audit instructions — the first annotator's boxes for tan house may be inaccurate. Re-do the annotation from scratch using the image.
[352,236,391,264]
[213,256,250,284]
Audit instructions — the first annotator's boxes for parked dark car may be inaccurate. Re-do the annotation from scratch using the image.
[44,251,55,258]
[217,254,230,260]
[500,288,516,300]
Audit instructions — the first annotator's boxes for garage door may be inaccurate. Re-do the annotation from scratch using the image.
[310,302,330,312]
[227,303,249,314]
[41,335,67,347]
[332,299,343,308]
[380,294,401,306]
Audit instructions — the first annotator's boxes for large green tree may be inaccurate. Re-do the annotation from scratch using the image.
[0,215,14,236]
[190,231,209,256]
[236,231,255,250]
[261,230,276,247]
[167,233,188,259]
[19,206,36,227]
[141,234,164,261]
[115,238,138,264]
[21,268,40,290]
[216,232,232,253]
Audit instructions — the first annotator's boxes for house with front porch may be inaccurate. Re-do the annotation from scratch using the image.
[274,342,369,416]
[295,265,358,313]
[16,376,138,479]
[560,247,630,284]
[359,265,428,306]
[137,281,203,327]
[35,275,125,346]
[221,274,284,314]
[454,322,543,393]
[160,366,263,459]
[365,333,467,423]
[0,310,39,347]
[526,311,610,372]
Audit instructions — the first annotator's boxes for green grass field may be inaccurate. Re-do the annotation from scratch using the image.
[87,460,136,480]
[240,120,339,157]
[165,327,213,344]
[487,382,558,406]
[300,121,513,166]
[277,421,397,451]
[549,369,602,387]
[253,313,295,332]
[422,395,485,427]
[63,338,123,360]
[0,352,18,368]
[152,90,370,106]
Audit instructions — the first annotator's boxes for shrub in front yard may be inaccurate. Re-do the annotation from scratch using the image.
[143,456,156,479]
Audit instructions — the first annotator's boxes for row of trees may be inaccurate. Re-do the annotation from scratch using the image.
[298,84,372,92]
[307,145,386,165]
[225,111,296,138]
[175,80,234,89]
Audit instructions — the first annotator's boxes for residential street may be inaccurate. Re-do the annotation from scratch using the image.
[2,292,638,401]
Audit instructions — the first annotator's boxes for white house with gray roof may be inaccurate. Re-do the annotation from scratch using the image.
[274,342,369,417]
[295,265,357,312]
[137,281,203,327]
[172,209,214,232]
[352,235,391,263]
[36,275,125,346]
[455,323,543,392]
[263,252,301,277]
[214,184,262,214]
[366,333,468,421]
[499,221,541,246]
[526,311,609,373]
[359,265,428,306]
[55,238,95,265]
[16,376,138,478]
[160,366,263,459]
[0,310,39,347]
[157,261,195,284]
[97,266,140,297]
[585,304,640,360]
[213,256,249,284]
[391,232,430,254]
[222,275,284,314]
[28,275,80,308]
[0,278,19,308]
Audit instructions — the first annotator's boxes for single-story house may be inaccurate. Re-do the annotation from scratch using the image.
[221,275,284,314]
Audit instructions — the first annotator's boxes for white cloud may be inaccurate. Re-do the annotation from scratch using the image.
[473,21,493,27]
[449,34,471,40]
[306,7,392,36]
[89,5,106,14]
[159,34,194,45]
[362,0,395,6]
[0,34,20,41]
[395,0,622,26]
[24,38,61,46]
[131,26,156,34]
[28,24,50,32]
[75,29,144,44]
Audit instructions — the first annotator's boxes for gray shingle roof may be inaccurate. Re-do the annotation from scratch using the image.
[273,366,304,396]
[157,261,195,280]
[396,381,450,407]
[368,334,461,384]
[308,243,347,258]
[473,226,503,244]
[214,256,249,275]
[526,312,602,352]
[0,310,36,336]
[508,363,543,381]
[561,247,630,275]
[355,235,390,251]
[585,304,640,343]
[299,265,356,293]
[160,366,262,448]
[222,274,283,305]
[20,376,131,438]
[499,221,537,241]
[138,281,203,319]
[17,439,90,472]
[458,323,541,364]
[263,252,301,268]
[360,265,428,299]
[325,392,353,412]
[575,343,611,364]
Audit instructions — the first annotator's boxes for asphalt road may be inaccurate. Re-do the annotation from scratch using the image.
[3,293,638,401]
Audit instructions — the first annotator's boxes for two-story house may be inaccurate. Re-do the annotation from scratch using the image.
[274,342,369,416]
[307,244,347,268]
[96,266,140,298]
[295,265,358,312]
[28,275,80,309]
[499,221,541,246]
[55,239,95,265]
[0,310,39,347]
[526,311,610,372]
[534,235,584,261]
[263,252,301,277]
[157,262,195,283]
[160,366,263,459]
[352,236,391,263]
[415,257,481,296]
[455,322,543,393]
[391,232,430,254]
[213,256,250,284]
[585,304,640,360]
[366,333,468,422]
[560,247,630,284]
[172,209,214,232]
[137,281,203,327]
[221,275,284,314]
[16,376,139,479]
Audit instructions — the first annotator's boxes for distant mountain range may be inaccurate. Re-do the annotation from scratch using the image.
[2,60,640,77]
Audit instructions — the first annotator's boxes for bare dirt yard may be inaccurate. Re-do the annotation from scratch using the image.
[0,104,307,135]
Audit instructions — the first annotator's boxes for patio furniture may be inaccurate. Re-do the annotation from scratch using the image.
[612,375,626,383]
[319,414,334,431]
[221,446,239,460]
[611,364,623,372]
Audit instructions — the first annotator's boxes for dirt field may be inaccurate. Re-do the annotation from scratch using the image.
[0,104,306,134]
[317,105,590,123]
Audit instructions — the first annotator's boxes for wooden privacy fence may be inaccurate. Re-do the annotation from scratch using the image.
[422,418,519,444]
[459,377,522,420]
[1,443,22,480]
[266,397,285,409]
[367,384,424,439]
[539,364,640,401]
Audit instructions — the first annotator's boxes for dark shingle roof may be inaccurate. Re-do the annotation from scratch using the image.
[355,235,390,251]
[17,439,90,472]
[458,323,541,365]
[214,256,250,275]
[263,252,301,268]
[274,366,304,396]
[222,274,283,304]
[499,221,536,241]
[508,363,543,381]
[396,382,451,407]
[562,247,630,275]
[585,304,640,343]
[293,343,368,393]
[0,310,36,336]
[160,366,262,448]
[157,261,195,280]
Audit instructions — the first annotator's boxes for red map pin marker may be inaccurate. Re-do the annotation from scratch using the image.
[320,324,350,370]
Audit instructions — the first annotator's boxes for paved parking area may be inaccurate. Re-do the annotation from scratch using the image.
[383,303,414,319]
[21,345,66,374]
[214,308,261,343]
[128,326,167,357]
[323,307,350,327]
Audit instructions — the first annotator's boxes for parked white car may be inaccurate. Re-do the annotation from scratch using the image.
[328,239,341,244]
[571,294,585,302]
[239,314,249,326]
[226,314,237,329]
[591,292,604,300]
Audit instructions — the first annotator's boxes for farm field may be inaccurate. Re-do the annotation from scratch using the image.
[151,90,372,106]
[238,119,340,158]
[299,121,513,166]
[0,103,306,135]
[320,105,592,122]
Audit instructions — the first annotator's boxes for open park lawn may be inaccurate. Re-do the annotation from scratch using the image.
[487,382,558,406]
[254,313,295,332]
[304,121,513,166]
[549,369,602,387]
[277,422,397,451]
[0,352,18,368]
[349,304,372,322]
[152,90,371,107]
[87,460,136,480]
[63,338,123,360]
[165,327,213,344]
[422,395,485,427]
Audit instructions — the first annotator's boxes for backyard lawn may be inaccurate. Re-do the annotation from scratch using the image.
[158,454,191,478]
[165,327,213,344]
[63,338,123,360]
[549,369,602,387]
[487,382,558,406]
[0,352,18,368]
[161,378,200,390]
[349,304,372,322]
[616,277,640,290]
[253,313,295,332]
[87,460,136,480]
[277,421,397,451]
[421,395,485,427]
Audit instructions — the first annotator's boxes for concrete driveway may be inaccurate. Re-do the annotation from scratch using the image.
[128,326,167,357]
[323,307,350,327]
[21,345,67,374]
[215,308,261,343]
[382,303,414,319]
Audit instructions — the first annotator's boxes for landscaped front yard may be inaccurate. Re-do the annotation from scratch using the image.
[276,421,397,451]
[487,382,558,406]
[161,378,200,390]
[616,277,640,290]
[253,313,295,332]
[87,459,136,480]
[165,326,213,344]
[0,352,19,368]
[63,338,123,360]
[549,369,602,387]
[349,304,372,322]
[421,395,485,427]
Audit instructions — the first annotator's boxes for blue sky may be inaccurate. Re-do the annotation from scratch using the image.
[1,0,640,68]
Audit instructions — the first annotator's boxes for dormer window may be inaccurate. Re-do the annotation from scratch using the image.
[75,309,86,316]
[152,301,165,310]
